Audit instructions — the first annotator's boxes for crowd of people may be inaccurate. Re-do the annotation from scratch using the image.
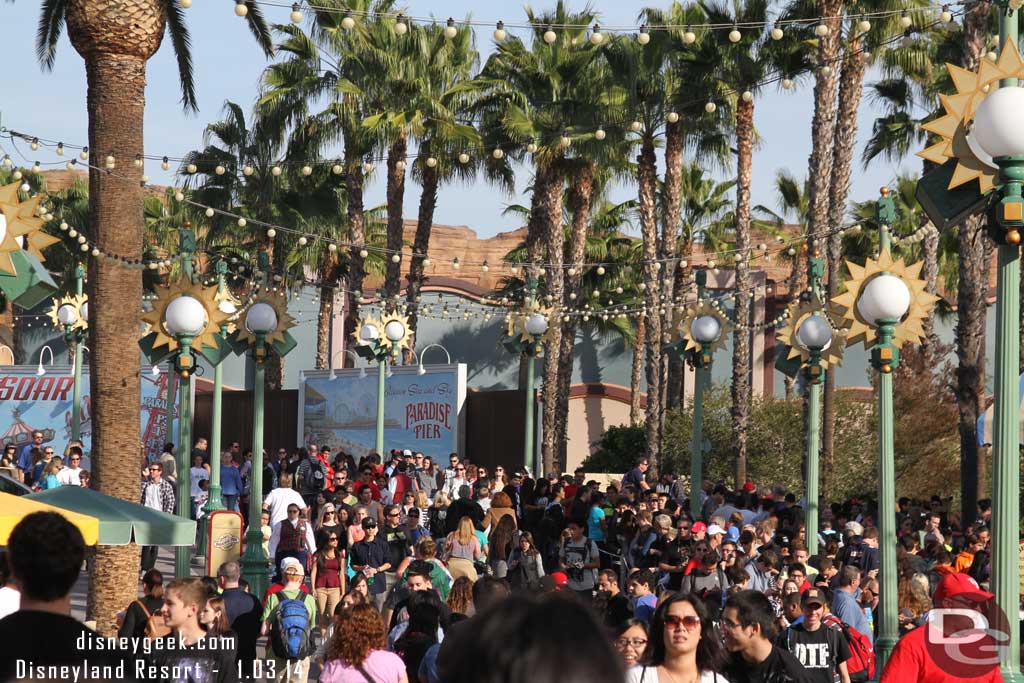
[0,439,1011,683]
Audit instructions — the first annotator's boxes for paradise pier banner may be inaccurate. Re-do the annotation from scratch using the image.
[0,365,184,469]
[298,365,467,462]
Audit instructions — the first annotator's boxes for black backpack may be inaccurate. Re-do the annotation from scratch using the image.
[301,459,326,493]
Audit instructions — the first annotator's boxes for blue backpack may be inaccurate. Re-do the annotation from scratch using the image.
[270,593,313,660]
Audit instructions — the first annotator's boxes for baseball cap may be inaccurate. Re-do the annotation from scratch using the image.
[362,517,378,530]
[742,481,757,492]
[549,571,569,589]
[402,449,413,456]
[933,573,994,606]
[692,521,707,534]
[280,556,305,576]
[845,521,864,537]
[801,587,826,608]
[707,524,726,536]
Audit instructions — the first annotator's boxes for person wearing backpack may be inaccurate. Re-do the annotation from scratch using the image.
[295,449,328,513]
[776,588,852,683]
[262,556,318,683]
[118,569,171,640]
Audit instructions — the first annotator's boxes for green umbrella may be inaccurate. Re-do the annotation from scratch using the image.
[26,485,196,546]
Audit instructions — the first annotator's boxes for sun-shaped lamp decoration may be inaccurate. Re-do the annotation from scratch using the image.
[830,249,938,362]
[352,312,412,363]
[775,300,847,381]
[919,41,1024,199]
[49,292,89,341]
[139,278,233,376]
[232,291,298,364]
[667,301,732,369]
[502,303,554,357]
[0,182,59,307]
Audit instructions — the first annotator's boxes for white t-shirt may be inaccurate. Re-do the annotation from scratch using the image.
[263,487,307,526]
[57,466,81,486]
[190,466,209,498]
[0,586,20,619]
[626,666,721,683]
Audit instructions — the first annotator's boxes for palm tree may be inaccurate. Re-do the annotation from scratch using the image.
[259,0,398,355]
[26,0,272,634]
[474,1,601,473]
[700,0,804,485]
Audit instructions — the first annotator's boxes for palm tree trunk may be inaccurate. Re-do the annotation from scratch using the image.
[667,262,691,408]
[556,161,595,469]
[82,51,147,636]
[662,121,685,414]
[540,162,565,476]
[805,1,843,256]
[732,99,755,487]
[921,224,940,360]
[639,136,663,476]
[315,252,340,370]
[384,135,407,307]
[343,143,367,348]
[822,32,866,499]
[406,161,439,350]
[957,0,992,528]
[632,316,646,425]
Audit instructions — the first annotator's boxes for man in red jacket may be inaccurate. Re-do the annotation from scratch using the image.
[880,573,1004,683]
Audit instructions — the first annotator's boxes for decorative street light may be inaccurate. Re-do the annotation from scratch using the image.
[353,311,413,456]
[917,21,1024,678]
[330,349,366,380]
[665,270,731,520]
[417,343,452,375]
[36,345,55,376]
[231,291,297,596]
[140,278,232,579]
[832,191,937,670]
[0,181,59,308]
[502,274,551,476]
[48,264,88,440]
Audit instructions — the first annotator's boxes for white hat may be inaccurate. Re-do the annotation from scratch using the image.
[707,524,726,536]
[845,521,864,537]
[280,556,305,576]
[402,449,413,456]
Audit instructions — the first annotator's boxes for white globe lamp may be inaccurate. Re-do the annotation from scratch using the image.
[384,320,406,342]
[525,313,549,336]
[970,86,1024,159]
[164,296,208,336]
[218,299,238,316]
[57,304,79,326]
[360,323,380,343]
[246,302,278,334]
[856,275,911,325]
[691,315,721,343]
[796,314,833,351]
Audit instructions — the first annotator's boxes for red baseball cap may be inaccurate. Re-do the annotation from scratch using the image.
[933,573,994,606]
[742,481,757,492]
[692,521,707,534]
[550,572,569,588]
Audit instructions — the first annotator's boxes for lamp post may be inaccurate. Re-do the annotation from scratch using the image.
[970,8,1024,679]
[522,311,548,476]
[49,265,88,441]
[794,311,832,559]
[231,291,298,595]
[205,262,237,520]
[353,313,412,457]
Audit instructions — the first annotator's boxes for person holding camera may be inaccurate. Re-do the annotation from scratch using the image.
[559,519,599,601]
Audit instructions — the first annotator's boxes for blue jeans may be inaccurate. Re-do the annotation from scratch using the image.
[222,494,239,512]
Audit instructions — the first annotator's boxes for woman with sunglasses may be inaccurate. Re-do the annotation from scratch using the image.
[316,504,344,548]
[311,530,346,639]
[627,593,726,683]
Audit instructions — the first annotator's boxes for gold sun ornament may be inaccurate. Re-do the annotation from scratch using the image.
[775,300,847,370]
[509,303,555,346]
[234,291,296,347]
[831,248,939,349]
[48,293,89,333]
[674,301,732,355]
[0,181,59,275]
[354,315,384,347]
[140,278,231,354]
[919,40,1024,194]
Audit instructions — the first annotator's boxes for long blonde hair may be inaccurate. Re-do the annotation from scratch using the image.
[455,516,475,545]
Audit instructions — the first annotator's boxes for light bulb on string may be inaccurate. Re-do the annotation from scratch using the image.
[941,5,953,24]
[815,22,829,37]
[445,18,458,39]
[342,12,355,30]
[543,25,557,44]
[30,138,39,151]
[595,127,606,140]
[235,2,248,18]
[527,141,538,154]
[492,148,505,160]
[638,25,650,44]
[290,3,303,24]
[781,78,793,89]
[857,17,871,33]
[771,25,784,40]
[630,121,642,132]
[590,24,603,45]
[426,156,437,168]
[205,208,215,217]
[161,156,170,171]
[728,26,741,43]
[683,27,696,44]
[186,163,197,174]
[215,164,226,175]
[331,163,342,175]
[494,21,507,42]
[302,165,313,176]
[237,218,247,227]
[458,152,470,164]
[704,101,717,113]
[741,90,753,102]
[56,143,64,156]
[899,10,912,28]
[394,14,408,35]
[267,228,276,238]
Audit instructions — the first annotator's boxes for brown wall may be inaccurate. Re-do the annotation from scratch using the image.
[193,390,299,455]
[465,389,528,471]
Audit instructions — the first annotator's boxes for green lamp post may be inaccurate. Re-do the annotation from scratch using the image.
[232,292,298,596]
[205,261,239,518]
[664,270,729,520]
[833,189,937,670]
[48,264,88,441]
[353,311,413,457]
[501,275,549,476]
[140,278,233,578]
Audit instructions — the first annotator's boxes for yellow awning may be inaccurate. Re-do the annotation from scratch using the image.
[0,491,100,546]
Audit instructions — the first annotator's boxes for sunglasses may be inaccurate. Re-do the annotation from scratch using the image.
[456,467,465,472]
[149,467,161,472]
[328,536,339,541]
[324,511,336,516]
[664,615,701,630]
[387,512,400,517]
[44,451,54,455]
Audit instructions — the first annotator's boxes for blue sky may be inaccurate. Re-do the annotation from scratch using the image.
[0,1,918,240]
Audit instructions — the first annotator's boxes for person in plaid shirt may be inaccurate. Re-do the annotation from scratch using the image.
[140,462,176,571]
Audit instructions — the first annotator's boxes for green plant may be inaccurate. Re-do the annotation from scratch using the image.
[581,425,648,473]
